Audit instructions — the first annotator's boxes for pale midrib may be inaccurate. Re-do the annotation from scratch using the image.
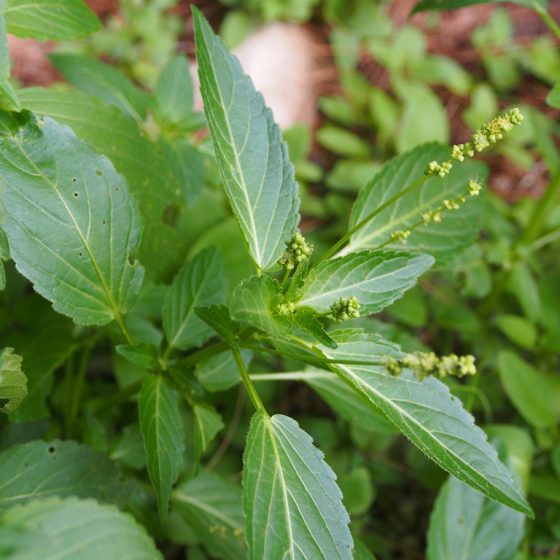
[13,135,124,323]
[265,418,296,559]
[203,42,261,266]
[330,359,519,509]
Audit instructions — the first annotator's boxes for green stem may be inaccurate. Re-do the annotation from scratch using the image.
[114,313,134,345]
[319,175,429,262]
[233,347,266,413]
[531,0,560,39]
[66,343,94,436]
[250,371,331,382]
[177,340,229,368]
[531,226,560,251]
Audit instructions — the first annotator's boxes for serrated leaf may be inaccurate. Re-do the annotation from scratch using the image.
[318,332,533,516]
[4,0,101,40]
[427,475,524,560]
[138,374,185,522]
[344,144,487,261]
[195,349,251,393]
[193,8,300,270]
[11,316,74,421]
[0,440,129,511]
[18,88,192,282]
[163,247,227,352]
[0,347,26,413]
[297,250,434,314]
[0,111,144,326]
[412,0,545,13]
[173,472,246,560]
[0,497,161,560]
[116,343,158,370]
[243,411,353,559]
[50,53,150,121]
[195,305,241,346]
[155,55,196,129]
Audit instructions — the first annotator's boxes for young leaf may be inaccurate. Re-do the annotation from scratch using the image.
[292,310,338,349]
[243,411,353,559]
[163,247,227,353]
[0,440,129,511]
[155,55,196,129]
[427,475,524,560]
[18,88,192,282]
[0,111,144,326]
[193,403,224,460]
[195,304,241,346]
[412,0,544,13]
[173,472,246,560]
[0,347,26,414]
[138,374,185,522]
[318,332,533,516]
[0,497,161,559]
[3,0,101,40]
[50,53,150,121]
[344,144,487,261]
[297,250,434,314]
[193,8,300,270]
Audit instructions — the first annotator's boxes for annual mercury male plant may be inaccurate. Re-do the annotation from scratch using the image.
[0,2,535,559]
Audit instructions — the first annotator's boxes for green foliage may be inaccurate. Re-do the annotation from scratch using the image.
[0,2,556,558]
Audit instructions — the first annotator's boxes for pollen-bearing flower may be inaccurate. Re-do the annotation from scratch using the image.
[278,232,313,271]
[330,296,361,321]
[386,351,477,381]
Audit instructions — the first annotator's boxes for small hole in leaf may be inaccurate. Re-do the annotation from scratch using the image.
[95,170,102,176]
[73,192,79,198]
[102,220,106,225]
[72,177,77,183]
[128,255,136,266]
[78,252,83,257]
[48,446,55,454]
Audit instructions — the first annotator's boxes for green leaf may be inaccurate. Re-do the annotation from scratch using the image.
[547,82,560,109]
[0,3,20,112]
[161,138,205,207]
[0,440,129,511]
[427,475,524,560]
[318,332,533,516]
[494,314,537,350]
[195,349,251,393]
[317,125,371,159]
[50,53,150,121]
[292,310,338,349]
[0,111,144,326]
[4,0,101,40]
[0,497,161,559]
[163,247,227,353]
[18,88,191,282]
[297,250,434,314]
[11,316,74,421]
[395,81,449,153]
[193,8,300,270]
[193,403,224,459]
[243,411,353,559]
[497,351,560,429]
[345,143,487,261]
[0,347,26,413]
[0,229,8,290]
[412,0,546,13]
[116,343,158,370]
[195,305,241,346]
[173,472,246,560]
[138,374,185,522]
[155,55,196,129]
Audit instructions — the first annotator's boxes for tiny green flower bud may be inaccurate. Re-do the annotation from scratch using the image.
[276,302,296,316]
[390,229,411,243]
[330,296,361,321]
[278,232,313,271]
[467,179,482,197]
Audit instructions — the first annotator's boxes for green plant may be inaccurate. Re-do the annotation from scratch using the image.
[0,1,559,559]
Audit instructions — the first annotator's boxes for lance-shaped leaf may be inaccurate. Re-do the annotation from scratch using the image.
[138,374,185,522]
[193,8,300,270]
[427,475,524,560]
[163,247,227,352]
[317,332,533,516]
[297,250,434,314]
[243,411,353,559]
[0,347,26,414]
[173,472,246,560]
[0,497,162,559]
[344,143,487,261]
[0,0,20,112]
[4,0,101,40]
[0,440,129,511]
[0,111,144,326]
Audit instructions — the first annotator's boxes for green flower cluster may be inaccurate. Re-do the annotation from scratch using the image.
[426,160,453,178]
[451,108,524,162]
[386,351,476,381]
[276,302,296,316]
[330,296,360,321]
[278,232,313,271]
